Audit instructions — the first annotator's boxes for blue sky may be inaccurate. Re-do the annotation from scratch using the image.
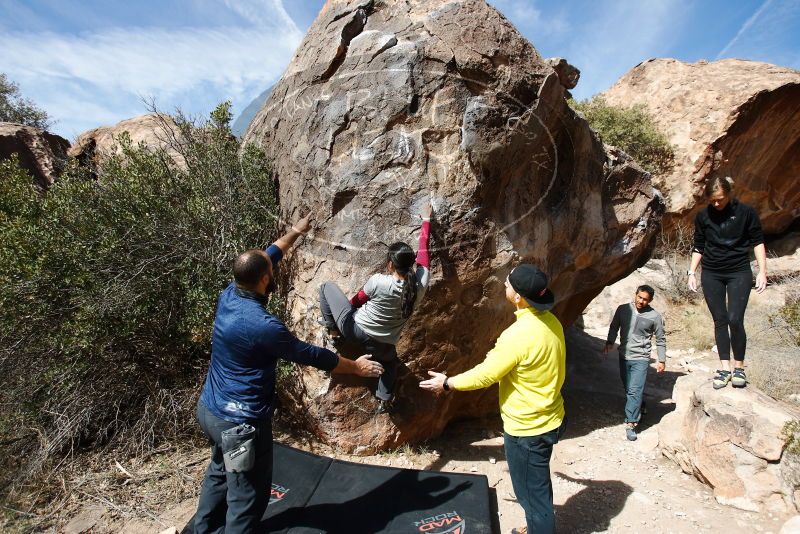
[1,0,798,140]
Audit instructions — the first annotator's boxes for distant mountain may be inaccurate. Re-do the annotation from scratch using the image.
[232,85,274,138]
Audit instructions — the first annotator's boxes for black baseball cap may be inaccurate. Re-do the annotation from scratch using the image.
[508,264,555,311]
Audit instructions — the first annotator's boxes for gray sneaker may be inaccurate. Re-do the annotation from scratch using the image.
[626,426,637,441]
[731,368,747,388]
[713,370,731,389]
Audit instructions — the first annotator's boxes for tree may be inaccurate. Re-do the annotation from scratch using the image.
[571,95,675,177]
[0,102,278,492]
[0,73,51,130]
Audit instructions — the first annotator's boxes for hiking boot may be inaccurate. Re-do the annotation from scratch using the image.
[317,317,341,337]
[713,370,731,389]
[626,425,637,441]
[510,527,527,534]
[731,368,747,388]
[317,318,345,349]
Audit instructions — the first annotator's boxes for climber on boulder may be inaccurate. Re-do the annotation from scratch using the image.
[319,202,432,413]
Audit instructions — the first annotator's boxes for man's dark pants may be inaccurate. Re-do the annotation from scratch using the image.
[194,402,273,534]
[319,281,398,401]
[504,421,566,534]
[618,356,649,424]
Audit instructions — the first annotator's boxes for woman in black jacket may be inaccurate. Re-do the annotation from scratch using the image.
[688,176,767,389]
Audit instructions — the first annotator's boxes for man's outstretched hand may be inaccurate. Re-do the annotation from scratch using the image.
[355,355,384,377]
[333,354,384,377]
[292,214,312,235]
[419,370,448,393]
[275,213,312,254]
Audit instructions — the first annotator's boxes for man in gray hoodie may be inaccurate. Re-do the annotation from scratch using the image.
[604,285,666,441]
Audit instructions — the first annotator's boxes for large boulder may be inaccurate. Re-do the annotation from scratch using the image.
[0,122,70,188]
[603,58,800,235]
[68,114,183,171]
[245,0,663,451]
[660,372,800,514]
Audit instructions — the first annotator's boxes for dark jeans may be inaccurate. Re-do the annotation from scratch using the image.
[701,269,752,361]
[194,402,273,534]
[319,281,398,401]
[619,357,649,424]
[504,421,566,534]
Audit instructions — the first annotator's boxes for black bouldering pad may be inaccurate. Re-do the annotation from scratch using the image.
[182,442,495,533]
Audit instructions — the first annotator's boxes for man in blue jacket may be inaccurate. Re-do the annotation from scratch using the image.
[194,215,383,534]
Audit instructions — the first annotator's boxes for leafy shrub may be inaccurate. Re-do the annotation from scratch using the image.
[769,285,800,346]
[0,103,278,489]
[571,95,675,177]
[785,420,800,456]
[0,73,51,130]
[654,221,700,304]
[748,347,800,403]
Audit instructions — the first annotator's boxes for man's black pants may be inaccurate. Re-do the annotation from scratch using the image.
[194,402,273,534]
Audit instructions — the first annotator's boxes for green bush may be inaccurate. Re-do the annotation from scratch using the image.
[770,287,800,346]
[785,420,800,456]
[0,103,278,487]
[0,73,51,130]
[571,95,675,177]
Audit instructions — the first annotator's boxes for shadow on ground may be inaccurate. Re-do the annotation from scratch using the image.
[554,473,633,534]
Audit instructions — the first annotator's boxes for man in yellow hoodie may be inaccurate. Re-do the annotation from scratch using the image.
[420,264,566,534]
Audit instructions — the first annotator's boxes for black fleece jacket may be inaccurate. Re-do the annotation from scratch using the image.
[692,199,764,273]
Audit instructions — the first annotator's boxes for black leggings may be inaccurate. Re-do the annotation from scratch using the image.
[701,269,752,362]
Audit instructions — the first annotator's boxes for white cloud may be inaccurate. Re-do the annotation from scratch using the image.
[715,0,800,69]
[0,1,303,138]
[716,0,773,59]
[223,0,301,34]
[489,0,570,40]
[558,0,690,99]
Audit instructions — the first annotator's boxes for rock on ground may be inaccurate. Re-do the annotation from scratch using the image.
[659,372,800,515]
[603,58,800,235]
[780,515,800,534]
[68,114,183,172]
[0,121,70,188]
[245,0,663,451]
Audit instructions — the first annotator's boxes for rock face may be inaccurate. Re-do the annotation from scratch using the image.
[246,0,663,451]
[68,114,182,171]
[660,372,800,514]
[546,57,580,90]
[0,122,70,188]
[603,58,800,236]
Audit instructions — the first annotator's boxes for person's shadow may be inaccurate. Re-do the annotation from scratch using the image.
[554,473,633,533]
[262,470,474,533]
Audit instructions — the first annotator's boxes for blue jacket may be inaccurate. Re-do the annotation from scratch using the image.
[199,245,338,423]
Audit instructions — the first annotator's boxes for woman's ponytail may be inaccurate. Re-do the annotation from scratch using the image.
[400,270,418,318]
[388,242,418,319]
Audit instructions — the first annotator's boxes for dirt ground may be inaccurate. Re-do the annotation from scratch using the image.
[64,334,788,534]
[30,258,800,533]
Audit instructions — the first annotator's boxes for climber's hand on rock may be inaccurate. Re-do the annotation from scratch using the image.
[421,203,433,220]
[292,214,312,235]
